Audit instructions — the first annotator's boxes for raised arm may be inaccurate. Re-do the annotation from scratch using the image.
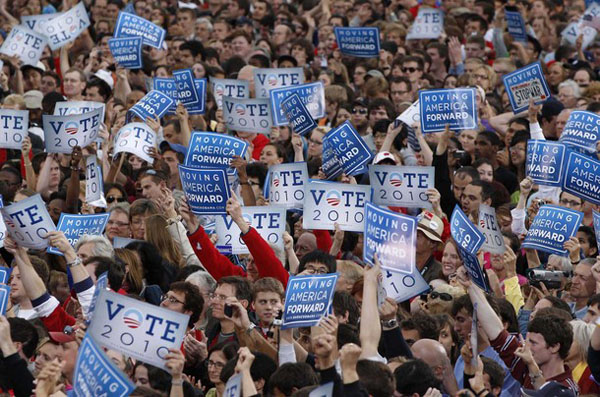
[359,257,382,359]
[175,103,192,146]
[65,146,82,214]
[231,156,256,206]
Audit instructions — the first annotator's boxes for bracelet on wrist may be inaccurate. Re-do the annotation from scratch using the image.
[67,256,82,268]
[171,378,183,386]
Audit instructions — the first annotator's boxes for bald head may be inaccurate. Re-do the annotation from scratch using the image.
[238,65,256,97]
[295,232,317,260]
[411,339,449,380]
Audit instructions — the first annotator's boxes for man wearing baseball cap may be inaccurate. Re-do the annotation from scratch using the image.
[416,211,444,282]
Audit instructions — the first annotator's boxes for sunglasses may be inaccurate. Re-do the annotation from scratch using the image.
[429,291,453,301]
[402,67,419,73]
[352,108,367,114]
[107,196,127,204]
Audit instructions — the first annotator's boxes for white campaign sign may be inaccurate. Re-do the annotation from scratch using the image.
[1,194,56,249]
[369,165,434,208]
[54,101,106,124]
[477,205,506,254]
[224,373,242,397]
[85,156,103,204]
[215,206,286,254]
[40,2,90,50]
[269,162,308,208]
[0,109,29,149]
[43,108,102,153]
[396,100,420,127]
[0,218,6,248]
[21,13,63,34]
[88,289,189,370]
[406,8,444,40]
[113,123,156,164]
[0,25,48,66]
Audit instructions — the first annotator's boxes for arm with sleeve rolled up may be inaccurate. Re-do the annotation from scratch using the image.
[230,156,256,206]
[511,177,533,235]
[359,258,382,359]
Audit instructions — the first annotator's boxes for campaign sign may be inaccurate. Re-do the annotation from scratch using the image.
[593,210,600,255]
[0,219,5,248]
[0,267,10,284]
[419,88,477,133]
[562,150,600,205]
[269,82,326,127]
[54,101,106,122]
[309,382,334,397]
[0,194,56,249]
[505,10,527,42]
[458,247,489,292]
[113,122,157,164]
[185,132,248,170]
[382,267,429,303]
[478,205,506,254]
[86,272,107,324]
[47,213,110,256]
[364,203,416,274]
[224,373,242,397]
[503,62,551,113]
[562,22,596,50]
[269,162,308,208]
[21,13,63,34]
[188,79,207,115]
[153,78,178,113]
[406,8,444,40]
[253,67,305,98]
[210,77,249,109]
[450,205,485,254]
[396,100,420,127]
[85,156,103,204]
[108,37,143,69]
[303,181,371,232]
[73,335,135,397]
[0,109,28,149]
[369,165,434,208]
[179,165,230,215]
[88,289,189,369]
[334,27,380,57]
[173,69,200,108]
[0,25,47,66]
[114,12,166,48]
[322,138,343,180]
[41,2,90,50]
[559,111,600,154]
[215,206,286,254]
[526,140,566,187]
[223,96,272,134]
[43,108,103,153]
[326,121,373,176]
[522,204,583,255]
[128,90,174,122]
[281,93,317,136]
[113,237,138,249]
[0,285,9,315]
[282,274,338,329]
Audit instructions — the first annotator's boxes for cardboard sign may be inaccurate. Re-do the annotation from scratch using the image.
[73,335,135,397]
[559,111,600,154]
[113,122,156,164]
[108,37,143,69]
[188,79,207,115]
[179,165,230,215]
[85,156,103,204]
[382,267,429,303]
[173,69,200,107]
[43,108,103,153]
[523,204,583,255]
[458,247,489,292]
[526,140,566,187]
[364,203,417,274]
[322,138,343,180]
[325,121,373,176]
[0,25,48,66]
[369,165,434,208]
[21,13,63,34]
[396,100,420,127]
[210,77,249,109]
[0,109,28,149]
[478,205,506,254]
[88,289,189,370]
[86,272,107,324]
[114,12,166,48]
[224,373,242,397]
[223,96,272,134]
[303,181,371,232]
[562,22,597,50]
[503,62,551,113]
[54,101,106,123]
[562,150,600,205]
[406,8,444,40]
[184,132,248,169]
[0,285,9,315]
[0,267,9,284]
[47,213,110,256]
[281,93,318,136]
[1,194,56,249]
[128,90,174,122]
[450,205,485,254]
[253,67,305,98]
[153,78,178,113]
[334,27,380,57]
[0,218,5,249]
[41,2,90,50]
[269,82,325,127]
[309,382,334,397]
[215,206,286,254]
[505,10,527,42]
[282,274,338,329]
[593,210,600,255]
[419,88,477,133]
[268,162,308,208]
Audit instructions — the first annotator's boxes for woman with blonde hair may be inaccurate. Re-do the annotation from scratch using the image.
[145,214,184,268]
[470,64,497,94]
[567,320,600,394]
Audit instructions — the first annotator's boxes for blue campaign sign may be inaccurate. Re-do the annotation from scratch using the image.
[281,93,317,136]
[523,204,583,255]
[114,12,166,48]
[108,37,142,69]
[179,166,231,215]
[73,335,135,397]
[326,121,373,176]
[334,27,380,57]
[503,62,551,113]
[458,247,489,292]
[185,132,248,169]
[322,137,343,180]
[562,150,600,205]
[188,79,207,115]
[282,274,338,329]
[559,111,600,154]
[0,284,9,315]
[419,88,477,133]
[153,77,178,113]
[505,10,528,42]
[1,194,56,249]
[0,267,10,284]
[253,67,305,98]
[364,202,417,274]
[86,272,107,325]
[48,213,110,256]
[593,210,600,255]
[173,69,200,107]
[128,90,174,121]
[526,140,566,187]
[210,77,249,108]
[269,82,325,126]
[450,205,485,254]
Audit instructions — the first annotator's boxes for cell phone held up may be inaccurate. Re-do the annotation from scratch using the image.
[224,304,233,318]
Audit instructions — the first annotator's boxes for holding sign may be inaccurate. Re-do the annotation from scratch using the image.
[419,88,477,133]
[503,62,551,113]
[559,111,600,154]
[505,9,528,42]
[593,210,600,255]
[179,166,230,215]
[173,69,200,108]
[0,25,47,66]
[223,97,272,134]
[114,12,166,48]
[253,67,305,98]
[526,140,566,187]
[369,165,434,208]
[281,93,317,136]
[523,204,583,255]
[268,162,308,209]
[458,248,489,292]
[450,205,485,254]
[562,150,600,205]
[43,108,102,153]
[54,101,106,122]
[477,205,506,254]
[153,78,178,113]
[325,121,373,176]
[0,109,28,149]
[41,2,90,50]
[109,37,143,69]
[1,194,56,249]
[113,122,156,164]
[334,27,380,57]
[48,214,110,256]
[210,77,249,109]
[85,156,104,205]
[406,8,444,40]
[185,132,247,169]
[269,82,325,126]
[282,274,338,329]
[128,90,174,121]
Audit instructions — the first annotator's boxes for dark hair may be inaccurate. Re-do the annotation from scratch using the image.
[298,250,337,274]
[496,298,519,333]
[174,265,206,282]
[85,78,112,101]
[88,256,125,291]
[357,360,395,397]
[9,317,39,358]
[588,293,600,307]
[180,40,205,59]
[219,276,253,303]
[394,359,440,394]
[481,356,505,390]
[169,281,204,325]
[465,13,489,31]
[341,231,359,253]
[126,241,176,293]
[455,166,480,181]
[510,130,530,148]
[333,291,360,326]
[245,162,268,188]
[452,293,499,317]
[104,182,128,199]
[337,323,360,348]
[469,179,494,202]
[250,351,277,384]
[368,98,395,120]
[527,314,573,359]
[539,296,574,318]
[268,363,319,396]
[401,56,424,71]
[478,130,502,147]
[578,226,598,257]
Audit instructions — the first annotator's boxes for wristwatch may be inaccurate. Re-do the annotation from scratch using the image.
[382,319,398,329]
[246,323,257,335]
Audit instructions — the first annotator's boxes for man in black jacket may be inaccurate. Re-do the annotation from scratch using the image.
[0,315,38,396]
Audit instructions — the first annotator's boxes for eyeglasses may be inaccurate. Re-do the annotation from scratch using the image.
[207,360,226,369]
[304,265,328,274]
[308,138,323,145]
[208,293,229,301]
[161,294,184,305]
[107,220,129,227]
[429,292,453,301]
[352,108,367,115]
[560,199,582,207]
[402,67,419,73]
[107,196,127,204]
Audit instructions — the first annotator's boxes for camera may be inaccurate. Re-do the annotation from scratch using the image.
[527,269,570,290]
[452,150,471,166]
[224,304,233,317]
